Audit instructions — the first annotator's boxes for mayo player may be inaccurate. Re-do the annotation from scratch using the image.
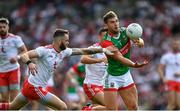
[0,28,113,110]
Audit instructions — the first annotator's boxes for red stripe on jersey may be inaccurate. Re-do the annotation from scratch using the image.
[120,39,131,55]
[100,40,113,48]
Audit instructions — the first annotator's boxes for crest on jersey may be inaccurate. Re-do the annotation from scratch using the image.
[110,82,115,87]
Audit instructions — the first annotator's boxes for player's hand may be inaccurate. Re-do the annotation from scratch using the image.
[28,63,38,76]
[103,48,114,55]
[9,57,18,64]
[103,47,117,55]
[100,57,108,64]
[133,60,149,68]
[132,38,144,48]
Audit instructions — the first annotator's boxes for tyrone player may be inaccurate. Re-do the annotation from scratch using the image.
[0,28,113,110]
[0,18,27,102]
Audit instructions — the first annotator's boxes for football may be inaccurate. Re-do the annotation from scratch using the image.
[126,23,143,39]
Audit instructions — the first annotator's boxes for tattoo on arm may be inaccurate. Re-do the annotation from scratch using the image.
[71,48,103,55]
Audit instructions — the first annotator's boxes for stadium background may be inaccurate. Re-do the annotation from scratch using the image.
[0,0,180,110]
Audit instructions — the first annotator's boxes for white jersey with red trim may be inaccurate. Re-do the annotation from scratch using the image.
[160,52,180,81]
[0,33,25,72]
[28,45,72,87]
[84,43,107,86]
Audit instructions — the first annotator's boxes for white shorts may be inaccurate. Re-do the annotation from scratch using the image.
[104,70,135,91]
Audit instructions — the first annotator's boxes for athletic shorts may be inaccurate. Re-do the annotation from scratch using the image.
[166,80,180,92]
[83,83,103,100]
[0,68,20,92]
[104,70,135,91]
[21,79,48,101]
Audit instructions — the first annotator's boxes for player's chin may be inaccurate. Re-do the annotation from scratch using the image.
[113,29,119,34]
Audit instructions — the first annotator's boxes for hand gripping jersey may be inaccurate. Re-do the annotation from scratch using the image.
[28,45,72,88]
[0,33,25,72]
[160,52,180,81]
[100,27,131,76]
[84,43,107,85]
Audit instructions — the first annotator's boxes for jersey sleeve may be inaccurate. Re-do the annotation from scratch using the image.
[63,48,72,57]
[100,40,113,48]
[15,36,25,48]
[35,46,46,57]
[160,55,167,65]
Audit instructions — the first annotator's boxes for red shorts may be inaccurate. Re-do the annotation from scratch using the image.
[83,84,103,100]
[166,80,180,92]
[0,68,20,91]
[21,79,48,100]
[46,86,54,93]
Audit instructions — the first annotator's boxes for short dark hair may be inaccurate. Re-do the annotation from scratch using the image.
[0,17,9,25]
[103,11,117,23]
[53,29,69,38]
[98,27,108,35]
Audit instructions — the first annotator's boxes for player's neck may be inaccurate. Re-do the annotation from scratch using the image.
[0,33,8,39]
[52,43,61,53]
[108,31,119,37]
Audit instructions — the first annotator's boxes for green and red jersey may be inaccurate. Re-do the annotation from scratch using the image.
[100,27,131,76]
[72,63,85,87]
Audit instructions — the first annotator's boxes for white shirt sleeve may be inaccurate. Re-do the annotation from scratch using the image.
[63,48,72,57]
[15,36,25,48]
[35,46,46,57]
[160,55,167,65]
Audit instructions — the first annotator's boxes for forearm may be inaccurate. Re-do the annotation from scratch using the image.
[20,53,31,63]
[81,56,102,64]
[157,67,165,80]
[116,56,135,67]
[71,47,103,55]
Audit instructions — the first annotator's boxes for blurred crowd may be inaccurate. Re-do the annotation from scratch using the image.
[1,0,180,110]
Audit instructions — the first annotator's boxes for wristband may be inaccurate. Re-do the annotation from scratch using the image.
[26,60,32,65]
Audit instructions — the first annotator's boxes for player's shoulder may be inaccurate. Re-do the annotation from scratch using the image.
[99,40,113,48]
[92,43,101,47]
[162,52,173,58]
[36,44,53,51]
[9,33,21,38]
[44,44,53,49]
[8,33,22,39]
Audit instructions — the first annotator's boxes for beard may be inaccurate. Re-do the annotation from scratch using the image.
[59,42,67,50]
[0,31,7,36]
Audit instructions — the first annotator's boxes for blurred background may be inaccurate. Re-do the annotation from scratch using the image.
[0,0,180,110]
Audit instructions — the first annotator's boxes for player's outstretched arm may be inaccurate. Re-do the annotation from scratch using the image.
[106,46,148,68]
[71,47,114,56]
